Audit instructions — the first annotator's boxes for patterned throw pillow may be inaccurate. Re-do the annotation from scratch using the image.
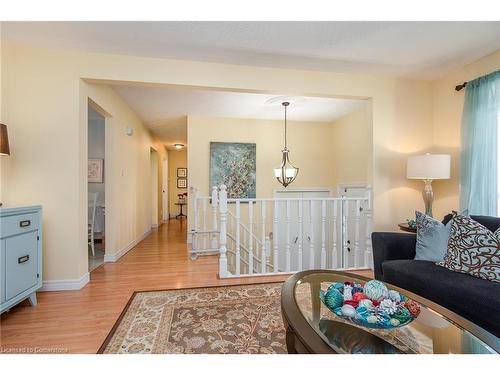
[438,214,500,282]
[415,211,451,262]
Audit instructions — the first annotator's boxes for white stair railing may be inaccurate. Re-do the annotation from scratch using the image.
[190,185,373,278]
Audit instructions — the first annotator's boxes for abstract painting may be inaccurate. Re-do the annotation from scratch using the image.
[210,142,256,199]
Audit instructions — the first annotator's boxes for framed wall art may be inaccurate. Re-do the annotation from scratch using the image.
[209,142,256,199]
[177,168,187,178]
[88,159,104,183]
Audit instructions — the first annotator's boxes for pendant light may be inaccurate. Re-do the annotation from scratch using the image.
[274,102,299,187]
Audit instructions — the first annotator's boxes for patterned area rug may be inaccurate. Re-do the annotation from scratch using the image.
[99,283,287,354]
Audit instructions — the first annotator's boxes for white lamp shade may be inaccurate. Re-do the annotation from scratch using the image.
[407,154,451,180]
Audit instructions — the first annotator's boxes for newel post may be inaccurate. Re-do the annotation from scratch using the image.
[218,185,229,277]
[211,186,219,250]
[189,186,199,245]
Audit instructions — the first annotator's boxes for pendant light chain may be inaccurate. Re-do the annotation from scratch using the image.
[273,101,298,188]
[284,103,287,149]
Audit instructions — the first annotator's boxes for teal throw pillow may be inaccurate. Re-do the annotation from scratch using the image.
[415,211,451,262]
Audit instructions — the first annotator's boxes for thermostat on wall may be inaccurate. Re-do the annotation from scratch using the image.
[126,127,134,136]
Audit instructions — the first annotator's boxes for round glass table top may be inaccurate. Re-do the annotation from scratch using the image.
[289,271,499,354]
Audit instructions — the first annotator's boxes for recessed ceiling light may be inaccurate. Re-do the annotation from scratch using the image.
[174,144,184,150]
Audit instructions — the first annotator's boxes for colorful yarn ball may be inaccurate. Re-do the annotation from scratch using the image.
[352,286,364,294]
[343,300,359,308]
[358,299,375,311]
[378,298,398,315]
[404,300,421,317]
[352,292,367,302]
[355,306,369,316]
[341,304,356,317]
[364,280,389,301]
[372,299,380,307]
[388,290,401,302]
[323,287,344,310]
[332,282,344,290]
[393,306,412,324]
[334,307,343,316]
[366,315,378,324]
[390,318,400,327]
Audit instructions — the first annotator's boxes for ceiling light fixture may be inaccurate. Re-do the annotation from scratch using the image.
[274,102,299,188]
[174,144,184,150]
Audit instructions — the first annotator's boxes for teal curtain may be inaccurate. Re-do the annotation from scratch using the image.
[460,70,500,215]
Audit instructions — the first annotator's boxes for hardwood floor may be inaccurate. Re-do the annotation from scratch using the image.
[0,220,372,354]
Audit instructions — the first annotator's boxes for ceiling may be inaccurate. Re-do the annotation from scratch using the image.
[4,21,500,80]
[111,85,366,147]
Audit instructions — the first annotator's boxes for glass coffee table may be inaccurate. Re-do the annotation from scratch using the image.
[281,270,500,354]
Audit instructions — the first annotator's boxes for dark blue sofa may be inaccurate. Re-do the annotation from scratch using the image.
[371,215,500,338]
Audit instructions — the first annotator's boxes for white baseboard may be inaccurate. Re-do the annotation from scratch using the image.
[152,224,159,229]
[104,229,151,262]
[40,272,90,291]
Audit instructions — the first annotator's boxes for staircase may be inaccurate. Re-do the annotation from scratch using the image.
[190,185,372,278]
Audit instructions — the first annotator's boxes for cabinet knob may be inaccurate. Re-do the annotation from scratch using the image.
[20,220,31,227]
[18,255,30,264]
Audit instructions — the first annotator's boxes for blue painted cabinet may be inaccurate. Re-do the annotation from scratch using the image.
[0,205,42,313]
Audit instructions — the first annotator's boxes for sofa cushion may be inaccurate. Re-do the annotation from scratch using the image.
[415,211,451,262]
[382,259,500,337]
[439,214,500,282]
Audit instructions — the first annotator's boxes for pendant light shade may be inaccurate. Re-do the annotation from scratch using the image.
[274,102,299,187]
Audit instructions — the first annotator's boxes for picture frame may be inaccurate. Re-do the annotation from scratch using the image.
[88,159,104,183]
[177,168,187,178]
[177,178,187,188]
[209,142,256,199]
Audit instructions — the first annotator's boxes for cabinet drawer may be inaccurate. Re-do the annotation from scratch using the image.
[0,212,40,238]
[5,231,38,300]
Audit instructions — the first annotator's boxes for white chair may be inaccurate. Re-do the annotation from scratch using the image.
[88,192,98,257]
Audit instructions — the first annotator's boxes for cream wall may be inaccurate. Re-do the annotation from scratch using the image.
[431,50,500,219]
[330,105,372,190]
[1,39,167,282]
[1,41,435,283]
[188,116,344,198]
[168,149,187,217]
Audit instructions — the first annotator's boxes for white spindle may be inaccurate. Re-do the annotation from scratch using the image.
[332,200,338,268]
[191,187,199,248]
[354,199,361,268]
[297,200,303,271]
[342,198,349,268]
[235,201,241,276]
[248,201,254,274]
[211,186,218,250]
[218,185,228,277]
[273,200,279,272]
[365,189,373,268]
[309,200,315,269]
[261,201,267,274]
[321,200,326,268]
[202,197,208,250]
[285,200,291,272]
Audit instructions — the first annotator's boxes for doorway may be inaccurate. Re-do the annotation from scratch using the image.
[88,106,106,271]
[150,148,160,228]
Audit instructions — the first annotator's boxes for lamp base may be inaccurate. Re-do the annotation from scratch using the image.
[422,179,434,217]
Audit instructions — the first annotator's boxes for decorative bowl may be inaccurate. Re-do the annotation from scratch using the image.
[319,279,420,330]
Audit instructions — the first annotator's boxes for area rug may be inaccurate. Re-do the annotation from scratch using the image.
[98,283,287,354]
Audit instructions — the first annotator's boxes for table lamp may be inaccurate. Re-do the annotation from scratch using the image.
[1,123,10,207]
[407,153,450,217]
